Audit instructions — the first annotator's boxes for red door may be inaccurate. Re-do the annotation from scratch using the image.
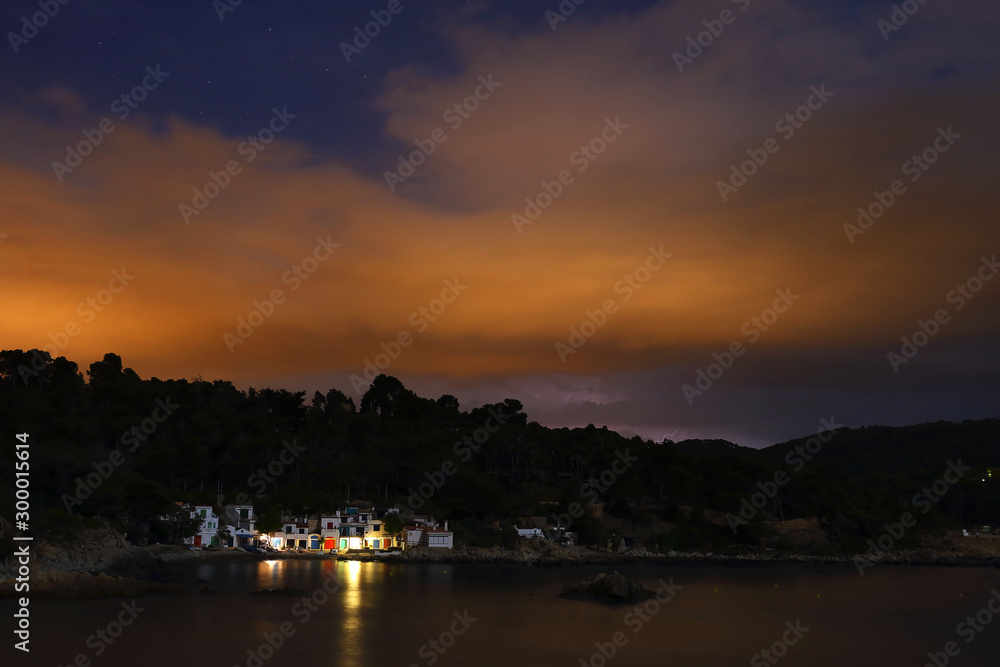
[194,535,202,546]
[323,538,336,550]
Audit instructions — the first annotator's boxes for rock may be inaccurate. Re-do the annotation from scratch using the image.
[0,528,140,580]
[762,518,831,552]
[559,571,657,603]
[0,569,183,598]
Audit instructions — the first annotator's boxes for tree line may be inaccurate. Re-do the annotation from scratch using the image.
[0,349,997,554]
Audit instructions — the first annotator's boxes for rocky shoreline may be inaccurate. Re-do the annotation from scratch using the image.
[398,540,1000,568]
[3,530,998,598]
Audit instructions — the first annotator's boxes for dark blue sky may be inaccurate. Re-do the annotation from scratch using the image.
[3,0,880,170]
[3,0,998,447]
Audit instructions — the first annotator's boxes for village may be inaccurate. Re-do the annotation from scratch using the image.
[172,502,576,555]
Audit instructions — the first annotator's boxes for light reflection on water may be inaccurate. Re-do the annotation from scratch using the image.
[341,560,363,667]
[10,561,1000,667]
[256,559,284,589]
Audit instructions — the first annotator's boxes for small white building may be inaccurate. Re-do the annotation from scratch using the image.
[266,516,312,549]
[223,504,257,548]
[319,514,341,551]
[402,526,425,550]
[184,505,220,547]
[419,523,453,549]
[403,521,453,550]
[337,507,376,550]
[288,520,310,549]
[515,517,547,539]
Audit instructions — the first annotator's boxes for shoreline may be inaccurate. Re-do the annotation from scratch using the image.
[3,542,998,599]
[132,542,1000,568]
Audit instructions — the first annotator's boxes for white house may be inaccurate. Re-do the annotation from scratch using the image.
[337,507,375,550]
[338,523,365,550]
[287,519,310,549]
[403,521,453,550]
[515,517,547,539]
[402,526,425,550]
[223,504,257,548]
[263,531,286,549]
[319,514,341,551]
[184,505,219,547]
[419,523,453,549]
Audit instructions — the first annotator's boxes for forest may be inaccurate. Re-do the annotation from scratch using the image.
[1,349,997,555]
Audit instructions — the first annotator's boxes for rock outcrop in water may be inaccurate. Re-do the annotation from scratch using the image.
[559,571,656,603]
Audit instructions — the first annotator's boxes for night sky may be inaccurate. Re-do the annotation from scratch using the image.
[2,0,998,446]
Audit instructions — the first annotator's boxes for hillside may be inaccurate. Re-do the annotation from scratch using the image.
[0,349,998,558]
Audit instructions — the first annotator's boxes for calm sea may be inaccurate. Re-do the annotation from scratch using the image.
[5,560,999,666]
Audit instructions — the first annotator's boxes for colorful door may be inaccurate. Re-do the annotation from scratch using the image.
[324,538,336,550]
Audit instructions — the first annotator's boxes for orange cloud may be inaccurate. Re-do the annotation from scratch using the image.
[1,0,998,398]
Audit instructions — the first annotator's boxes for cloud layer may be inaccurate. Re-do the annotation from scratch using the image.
[2,0,998,445]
